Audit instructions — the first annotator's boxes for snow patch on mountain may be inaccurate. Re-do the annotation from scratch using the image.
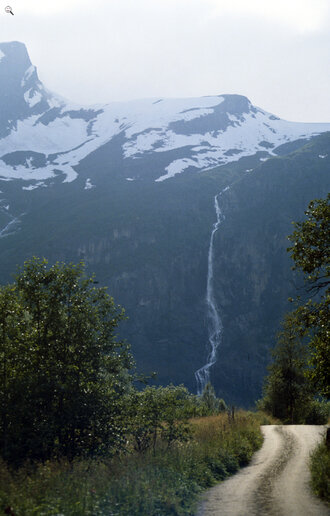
[21,65,36,87]
[1,95,330,185]
[156,158,196,182]
[22,182,45,191]
[84,178,95,190]
[24,89,43,108]
[153,107,330,181]
[1,41,330,186]
[0,115,90,156]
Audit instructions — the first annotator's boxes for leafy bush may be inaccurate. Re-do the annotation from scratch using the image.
[0,412,263,515]
[304,400,329,425]
[126,385,192,453]
[193,382,228,417]
[310,441,330,502]
[252,410,280,425]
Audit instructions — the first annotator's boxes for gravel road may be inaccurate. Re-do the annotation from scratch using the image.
[197,425,329,516]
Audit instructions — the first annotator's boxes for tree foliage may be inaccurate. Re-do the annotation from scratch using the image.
[124,383,229,455]
[0,257,234,467]
[287,193,330,398]
[288,193,329,291]
[258,313,313,423]
[126,385,193,454]
[0,258,132,464]
[200,382,227,415]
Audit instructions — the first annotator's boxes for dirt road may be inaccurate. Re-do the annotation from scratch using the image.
[197,425,329,516]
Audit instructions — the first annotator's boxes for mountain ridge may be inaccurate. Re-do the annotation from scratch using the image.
[1,41,330,187]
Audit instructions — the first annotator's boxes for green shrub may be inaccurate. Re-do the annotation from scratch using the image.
[304,400,329,425]
[310,442,330,502]
[199,383,228,415]
[126,385,192,454]
[0,412,263,515]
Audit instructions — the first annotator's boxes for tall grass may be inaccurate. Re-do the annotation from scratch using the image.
[310,441,330,503]
[0,411,264,516]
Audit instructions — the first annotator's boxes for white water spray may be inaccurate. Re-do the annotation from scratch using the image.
[195,187,229,395]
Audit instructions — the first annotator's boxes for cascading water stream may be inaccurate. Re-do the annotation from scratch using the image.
[0,215,21,238]
[195,186,229,395]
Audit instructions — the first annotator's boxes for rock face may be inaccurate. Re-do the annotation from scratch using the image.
[0,42,329,406]
[0,41,51,138]
[208,135,330,405]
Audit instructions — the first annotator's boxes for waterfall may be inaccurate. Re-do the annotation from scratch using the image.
[195,186,229,395]
[0,215,21,238]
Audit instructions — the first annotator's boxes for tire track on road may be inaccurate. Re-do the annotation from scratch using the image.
[252,426,296,515]
[197,425,329,516]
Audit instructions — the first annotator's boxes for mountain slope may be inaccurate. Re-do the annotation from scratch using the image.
[1,133,329,405]
[0,41,329,406]
[208,133,330,405]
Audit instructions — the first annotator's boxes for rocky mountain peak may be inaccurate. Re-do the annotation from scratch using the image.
[0,41,51,137]
[0,41,32,76]
[218,94,254,115]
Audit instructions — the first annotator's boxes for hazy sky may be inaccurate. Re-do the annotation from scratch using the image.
[1,0,329,122]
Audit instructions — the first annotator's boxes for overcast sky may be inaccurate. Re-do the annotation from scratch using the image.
[1,0,329,122]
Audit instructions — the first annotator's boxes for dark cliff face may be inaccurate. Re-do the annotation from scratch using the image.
[207,133,330,405]
[0,133,328,406]
[168,94,256,136]
[0,42,50,137]
[0,42,32,90]
[84,135,329,405]
[58,175,221,389]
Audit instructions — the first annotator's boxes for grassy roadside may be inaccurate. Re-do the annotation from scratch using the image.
[310,437,330,504]
[0,411,267,516]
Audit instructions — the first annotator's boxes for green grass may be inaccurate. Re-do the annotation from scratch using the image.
[310,441,330,503]
[0,411,263,515]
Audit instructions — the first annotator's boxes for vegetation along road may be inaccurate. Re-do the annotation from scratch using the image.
[197,425,329,516]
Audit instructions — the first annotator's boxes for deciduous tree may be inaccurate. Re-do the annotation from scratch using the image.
[0,257,132,464]
[287,194,329,397]
[259,313,312,423]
